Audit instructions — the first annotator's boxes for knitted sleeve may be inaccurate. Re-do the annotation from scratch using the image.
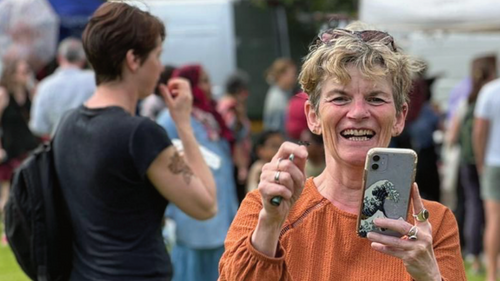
[218,190,291,281]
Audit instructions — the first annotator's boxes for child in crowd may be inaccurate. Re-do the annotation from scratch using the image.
[246,130,284,193]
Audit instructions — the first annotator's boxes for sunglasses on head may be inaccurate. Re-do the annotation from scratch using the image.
[317,29,396,52]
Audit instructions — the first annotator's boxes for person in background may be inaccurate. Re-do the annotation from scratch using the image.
[217,70,252,203]
[53,3,217,279]
[246,130,285,193]
[448,55,496,274]
[299,129,325,177]
[444,55,497,254]
[473,60,500,281]
[447,77,472,124]
[286,92,309,141]
[285,91,326,177]
[140,65,176,120]
[29,37,96,139]
[262,58,297,133]
[219,23,466,280]
[157,64,238,281]
[0,59,39,234]
[407,73,441,202]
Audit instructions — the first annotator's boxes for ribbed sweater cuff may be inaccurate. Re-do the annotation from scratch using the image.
[246,233,286,264]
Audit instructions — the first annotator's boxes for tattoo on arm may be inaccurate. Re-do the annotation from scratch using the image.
[168,152,194,185]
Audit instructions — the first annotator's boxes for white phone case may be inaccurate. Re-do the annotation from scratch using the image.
[356,148,417,238]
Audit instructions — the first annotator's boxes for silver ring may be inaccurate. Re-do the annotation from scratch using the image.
[413,209,429,222]
[288,153,295,162]
[274,171,281,184]
[407,226,418,240]
[276,158,283,171]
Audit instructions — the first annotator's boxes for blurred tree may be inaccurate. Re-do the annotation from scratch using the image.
[235,0,357,121]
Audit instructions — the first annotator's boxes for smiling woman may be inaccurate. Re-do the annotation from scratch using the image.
[310,66,403,166]
[219,21,467,281]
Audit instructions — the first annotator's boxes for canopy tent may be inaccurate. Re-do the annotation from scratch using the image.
[359,0,500,32]
[0,0,101,74]
[0,0,59,72]
[360,0,500,115]
[47,0,103,39]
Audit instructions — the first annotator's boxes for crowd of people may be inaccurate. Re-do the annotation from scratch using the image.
[0,1,499,281]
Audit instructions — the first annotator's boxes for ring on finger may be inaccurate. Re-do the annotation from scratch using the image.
[274,171,281,184]
[413,208,430,222]
[276,158,283,171]
[288,153,295,162]
[407,225,419,240]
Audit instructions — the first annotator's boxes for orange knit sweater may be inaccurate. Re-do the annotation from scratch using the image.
[219,178,466,281]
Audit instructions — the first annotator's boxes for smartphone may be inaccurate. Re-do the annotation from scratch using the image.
[356,148,417,238]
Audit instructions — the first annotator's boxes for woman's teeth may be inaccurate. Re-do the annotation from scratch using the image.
[341,129,375,141]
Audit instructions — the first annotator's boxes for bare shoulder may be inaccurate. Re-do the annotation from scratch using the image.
[0,87,9,107]
[0,86,7,97]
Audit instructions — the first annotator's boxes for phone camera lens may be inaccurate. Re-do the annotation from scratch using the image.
[373,155,380,162]
[372,163,379,170]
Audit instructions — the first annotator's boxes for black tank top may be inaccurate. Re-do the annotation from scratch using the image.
[1,91,39,160]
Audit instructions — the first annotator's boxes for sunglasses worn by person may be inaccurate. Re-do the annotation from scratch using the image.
[316,29,397,52]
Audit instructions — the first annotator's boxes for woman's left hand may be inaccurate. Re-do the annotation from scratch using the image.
[366,183,442,281]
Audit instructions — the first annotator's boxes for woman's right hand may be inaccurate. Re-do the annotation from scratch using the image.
[250,141,308,257]
[159,78,193,126]
[258,141,308,225]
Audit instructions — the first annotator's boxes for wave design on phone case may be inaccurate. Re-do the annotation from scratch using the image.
[358,180,400,237]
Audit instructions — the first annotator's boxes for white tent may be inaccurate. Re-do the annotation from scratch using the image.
[360,0,500,111]
[0,0,59,72]
[128,0,236,100]
[360,0,500,32]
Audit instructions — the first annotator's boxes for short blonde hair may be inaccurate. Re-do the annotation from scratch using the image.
[298,22,425,114]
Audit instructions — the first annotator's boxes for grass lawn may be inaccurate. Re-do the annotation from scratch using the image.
[0,242,489,281]
[0,246,29,281]
[465,260,488,281]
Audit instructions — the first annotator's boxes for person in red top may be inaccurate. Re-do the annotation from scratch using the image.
[219,22,466,281]
[285,92,308,141]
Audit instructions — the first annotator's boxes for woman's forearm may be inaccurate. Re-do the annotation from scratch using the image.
[176,124,217,209]
[251,210,284,257]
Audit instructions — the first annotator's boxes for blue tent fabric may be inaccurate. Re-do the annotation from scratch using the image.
[48,0,103,17]
[47,0,103,40]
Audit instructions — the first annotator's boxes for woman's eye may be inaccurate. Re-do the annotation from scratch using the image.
[326,97,350,104]
[367,97,386,104]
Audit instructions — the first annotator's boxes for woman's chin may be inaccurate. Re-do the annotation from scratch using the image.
[336,151,368,168]
[334,152,366,168]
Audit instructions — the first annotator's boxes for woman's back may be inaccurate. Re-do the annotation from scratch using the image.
[54,105,173,280]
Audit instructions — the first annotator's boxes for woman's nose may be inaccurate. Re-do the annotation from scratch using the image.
[346,99,370,120]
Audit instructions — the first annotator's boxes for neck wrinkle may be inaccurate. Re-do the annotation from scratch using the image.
[314,156,364,214]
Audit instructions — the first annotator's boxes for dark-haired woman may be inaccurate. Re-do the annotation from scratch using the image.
[448,55,497,274]
[53,3,217,280]
[0,59,39,218]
